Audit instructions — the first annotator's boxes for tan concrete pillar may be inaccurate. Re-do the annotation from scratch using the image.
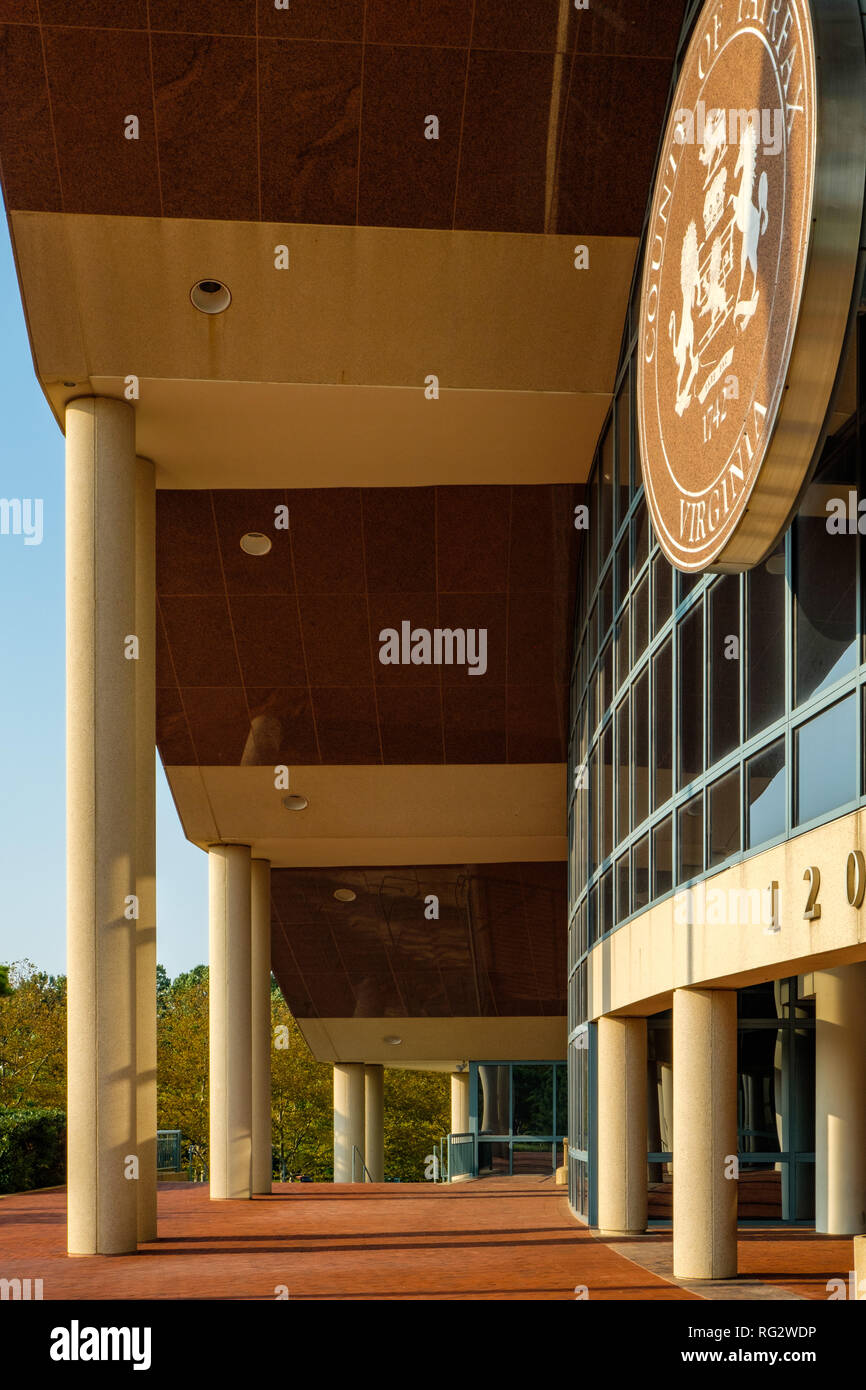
[134,457,157,1243]
[854,1236,866,1299]
[597,1016,647,1236]
[250,858,272,1195]
[333,1064,365,1182]
[364,1064,384,1182]
[66,397,138,1255]
[816,964,866,1234]
[450,1071,470,1132]
[673,988,738,1280]
[209,844,252,1199]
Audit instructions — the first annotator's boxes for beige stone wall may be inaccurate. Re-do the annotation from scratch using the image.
[588,807,866,1018]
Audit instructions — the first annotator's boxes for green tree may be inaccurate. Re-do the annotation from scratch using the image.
[384,1068,450,1181]
[156,965,209,1166]
[0,964,12,998]
[0,960,67,1110]
[270,987,333,1179]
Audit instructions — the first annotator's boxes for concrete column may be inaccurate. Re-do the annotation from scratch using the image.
[364,1064,384,1182]
[134,457,157,1243]
[450,1071,470,1133]
[250,858,272,1195]
[66,398,138,1255]
[816,964,866,1234]
[596,1016,647,1236]
[673,988,738,1280]
[333,1064,365,1182]
[208,844,252,1200]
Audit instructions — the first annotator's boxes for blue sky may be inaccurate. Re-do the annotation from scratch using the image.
[0,220,207,980]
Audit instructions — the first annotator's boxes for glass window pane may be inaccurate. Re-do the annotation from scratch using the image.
[633,667,650,825]
[588,747,597,874]
[600,427,613,563]
[747,544,785,734]
[653,815,673,899]
[653,637,673,809]
[601,565,613,637]
[616,367,631,518]
[601,723,613,862]
[678,604,704,786]
[632,497,649,576]
[589,469,598,579]
[616,696,630,840]
[616,610,630,690]
[512,1065,553,1136]
[677,793,703,882]
[679,570,700,602]
[795,694,857,826]
[709,768,741,866]
[795,448,857,704]
[632,833,650,911]
[747,738,786,848]
[652,551,672,636]
[709,575,740,764]
[633,573,649,661]
[555,1064,568,1137]
[617,534,629,613]
[616,850,630,923]
[600,866,613,936]
[477,1064,510,1134]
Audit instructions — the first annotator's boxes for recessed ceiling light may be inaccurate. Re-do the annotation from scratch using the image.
[383,1035,403,1046]
[190,278,231,314]
[282,794,308,811]
[333,888,357,903]
[63,381,76,387]
[240,531,272,556]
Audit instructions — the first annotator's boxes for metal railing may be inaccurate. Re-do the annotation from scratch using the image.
[156,1129,181,1172]
[435,1133,478,1183]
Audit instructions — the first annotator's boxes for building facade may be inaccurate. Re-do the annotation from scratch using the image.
[568,0,866,1280]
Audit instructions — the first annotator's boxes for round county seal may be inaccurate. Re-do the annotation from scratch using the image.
[636,0,865,572]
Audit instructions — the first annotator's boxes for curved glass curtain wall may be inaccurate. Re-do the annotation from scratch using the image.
[565,3,866,1223]
[566,316,863,1210]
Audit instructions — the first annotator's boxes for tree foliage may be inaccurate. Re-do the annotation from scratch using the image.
[0,957,453,1185]
[0,960,67,1110]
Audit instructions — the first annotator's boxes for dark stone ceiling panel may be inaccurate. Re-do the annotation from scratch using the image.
[0,1,686,234]
[270,860,566,1019]
[155,482,580,767]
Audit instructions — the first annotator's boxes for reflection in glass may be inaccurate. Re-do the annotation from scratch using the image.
[795,447,857,704]
[652,551,672,636]
[633,668,649,825]
[477,1064,510,1134]
[616,368,631,518]
[677,793,703,882]
[747,738,786,847]
[601,722,613,862]
[653,638,673,808]
[513,1064,553,1135]
[600,426,614,560]
[617,610,630,690]
[709,768,740,866]
[633,573,649,660]
[600,866,613,936]
[710,575,740,763]
[601,565,613,637]
[653,815,673,898]
[616,696,630,840]
[678,604,703,786]
[633,496,649,576]
[632,833,650,911]
[616,851,630,923]
[795,694,856,825]
[748,544,785,734]
[617,534,629,613]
